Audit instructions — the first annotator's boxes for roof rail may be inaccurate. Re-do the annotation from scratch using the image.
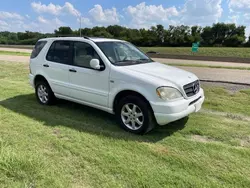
[82,36,96,42]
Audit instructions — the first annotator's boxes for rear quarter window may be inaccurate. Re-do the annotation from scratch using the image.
[31,41,47,59]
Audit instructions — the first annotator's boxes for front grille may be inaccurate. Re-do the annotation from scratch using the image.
[183,80,200,97]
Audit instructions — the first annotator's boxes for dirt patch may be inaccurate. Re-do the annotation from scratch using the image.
[191,135,215,143]
[145,143,169,155]
[153,145,169,154]
[240,136,250,147]
[200,109,250,122]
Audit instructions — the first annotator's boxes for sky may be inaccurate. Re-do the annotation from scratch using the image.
[0,0,249,35]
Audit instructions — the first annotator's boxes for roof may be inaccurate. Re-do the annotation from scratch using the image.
[88,37,123,42]
[39,37,124,43]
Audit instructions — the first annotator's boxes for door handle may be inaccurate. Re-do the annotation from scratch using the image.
[69,69,77,73]
[43,64,49,67]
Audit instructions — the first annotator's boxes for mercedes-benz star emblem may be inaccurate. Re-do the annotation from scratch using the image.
[193,83,199,94]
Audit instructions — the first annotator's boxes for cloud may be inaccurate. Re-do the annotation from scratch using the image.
[181,0,223,25]
[89,4,120,24]
[37,16,48,24]
[228,0,250,36]
[123,1,223,28]
[0,20,9,30]
[0,11,23,20]
[0,20,8,26]
[228,15,239,24]
[0,11,24,31]
[229,0,250,12]
[31,2,80,17]
[77,17,92,27]
[124,2,179,28]
[36,16,64,32]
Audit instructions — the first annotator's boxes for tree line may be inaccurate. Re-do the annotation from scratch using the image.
[1,23,250,47]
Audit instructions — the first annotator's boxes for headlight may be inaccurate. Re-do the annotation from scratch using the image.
[156,87,183,101]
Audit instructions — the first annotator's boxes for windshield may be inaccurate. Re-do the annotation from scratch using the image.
[96,41,153,66]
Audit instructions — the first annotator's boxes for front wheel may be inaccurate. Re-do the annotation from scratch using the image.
[35,81,55,105]
[116,96,156,134]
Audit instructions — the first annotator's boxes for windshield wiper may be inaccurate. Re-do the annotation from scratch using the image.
[113,59,152,66]
[136,58,152,62]
[114,60,136,64]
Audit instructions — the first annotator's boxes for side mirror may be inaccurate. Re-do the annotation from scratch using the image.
[90,59,101,70]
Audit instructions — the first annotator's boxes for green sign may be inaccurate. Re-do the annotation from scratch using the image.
[192,43,199,52]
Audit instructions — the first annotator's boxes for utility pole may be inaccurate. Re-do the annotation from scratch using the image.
[79,16,82,37]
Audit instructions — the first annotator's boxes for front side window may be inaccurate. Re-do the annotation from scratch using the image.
[31,41,47,59]
[73,42,101,69]
[46,41,71,64]
[96,42,153,66]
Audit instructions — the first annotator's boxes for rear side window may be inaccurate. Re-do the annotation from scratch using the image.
[30,41,47,59]
[46,41,72,64]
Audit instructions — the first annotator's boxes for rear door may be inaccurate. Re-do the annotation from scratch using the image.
[44,40,72,97]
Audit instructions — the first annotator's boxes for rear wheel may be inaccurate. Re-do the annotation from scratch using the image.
[116,96,156,134]
[35,81,55,105]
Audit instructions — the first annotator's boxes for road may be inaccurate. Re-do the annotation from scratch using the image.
[0,47,32,53]
[0,55,29,63]
[1,54,250,84]
[176,66,250,84]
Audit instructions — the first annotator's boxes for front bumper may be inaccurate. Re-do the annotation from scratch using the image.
[150,88,205,125]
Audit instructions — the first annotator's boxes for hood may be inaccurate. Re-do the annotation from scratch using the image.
[123,62,198,86]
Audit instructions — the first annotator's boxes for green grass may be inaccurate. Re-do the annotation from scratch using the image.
[1,61,250,187]
[141,47,250,58]
[203,86,250,116]
[0,51,31,56]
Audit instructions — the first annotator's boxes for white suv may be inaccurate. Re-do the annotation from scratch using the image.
[29,37,204,134]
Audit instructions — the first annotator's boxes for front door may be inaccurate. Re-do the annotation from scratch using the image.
[68,41,110,107]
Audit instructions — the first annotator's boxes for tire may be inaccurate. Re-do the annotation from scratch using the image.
[115,95,156,134]
[35,80,55,105]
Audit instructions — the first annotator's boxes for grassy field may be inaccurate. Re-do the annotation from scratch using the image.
[1,61,250,187]
[141,47,250,58]
[0,51,30,56]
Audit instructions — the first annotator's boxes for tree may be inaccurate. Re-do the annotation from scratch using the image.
[0,23,249,47]
[54,27,73,36]
[201,26,213,46]
[107,25,126,38]
[155,24,165,44]
[191,26,202,43]
[91,26,113,38]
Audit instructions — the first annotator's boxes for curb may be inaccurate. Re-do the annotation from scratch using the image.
[148,54,250,64]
